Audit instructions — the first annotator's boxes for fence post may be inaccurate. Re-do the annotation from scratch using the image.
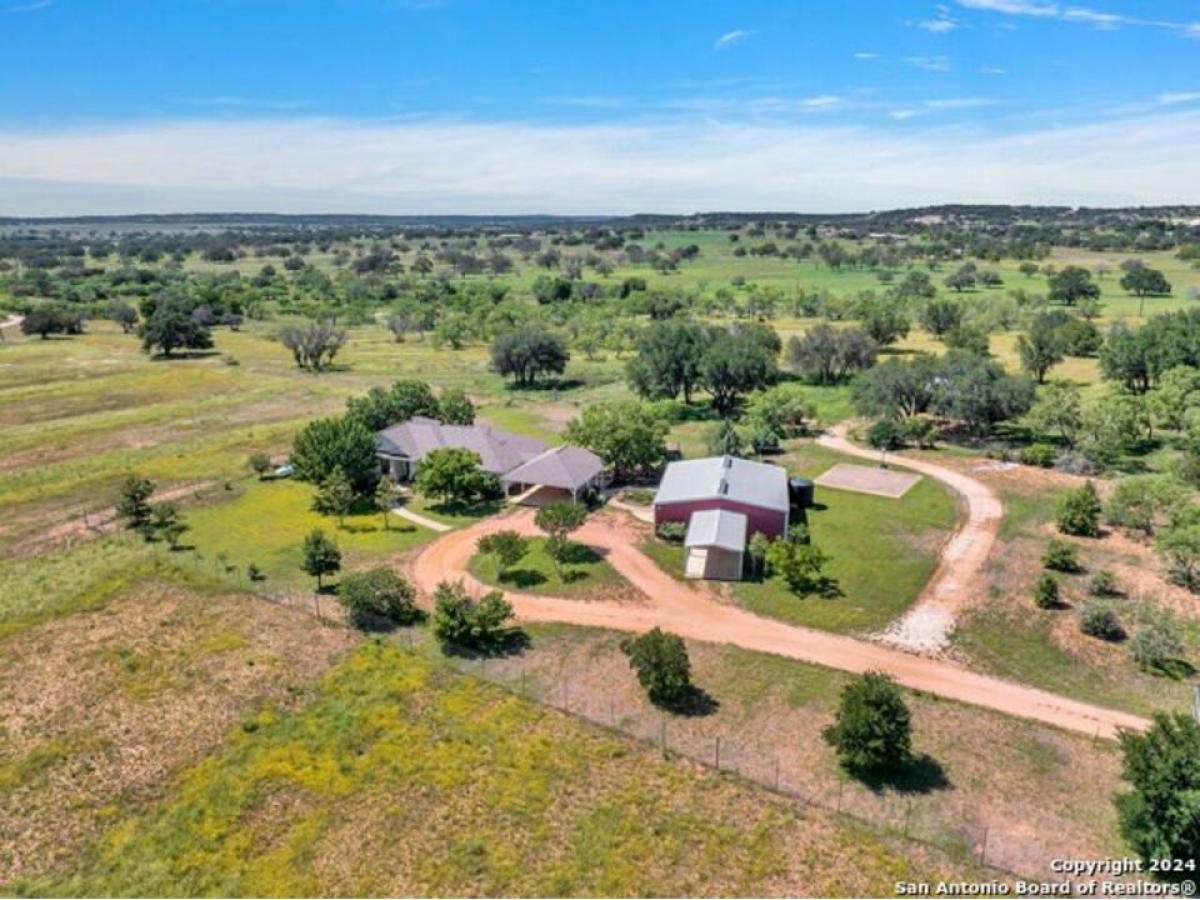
[660,716,666,755]
[836,780,843,813]
[774,757,780,791]
[979,826,989,865]
[903,802,912,838]
[714,736,721,771]
[521,669,527,697]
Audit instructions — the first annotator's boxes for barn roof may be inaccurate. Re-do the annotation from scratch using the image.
[376,416,547,475]
[684,509,748,552]
[501,445,605,491]
[653,455,789,513]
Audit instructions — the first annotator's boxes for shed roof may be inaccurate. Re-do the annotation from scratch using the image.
[684,509,748,552]
[654,455,789,513]
[376,416,547,475]
[501,445,605,491]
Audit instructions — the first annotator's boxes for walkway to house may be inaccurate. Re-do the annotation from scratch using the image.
[410,508,1147,739]
[392,504,452,533]
[816,422,1004,653]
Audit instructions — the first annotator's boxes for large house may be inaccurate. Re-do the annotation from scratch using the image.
[653,455,791,580]
[375,416,604,500]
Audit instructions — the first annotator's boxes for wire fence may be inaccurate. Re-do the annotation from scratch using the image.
[156,545,1053,881]
[409,631,1051,881]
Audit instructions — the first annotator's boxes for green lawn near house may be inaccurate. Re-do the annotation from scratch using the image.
[182,478,433,591]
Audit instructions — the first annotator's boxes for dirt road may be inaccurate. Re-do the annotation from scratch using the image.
[411,509,1147,739]
[816,423,1004,652]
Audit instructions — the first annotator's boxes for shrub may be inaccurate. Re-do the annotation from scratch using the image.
[620,488,655,505]
[1057,481,1102,537]
[620,627,693,708]
[1042,539,1080,572]
[1088,569,1121,596]
[1115,713,1200,878]
[115,474,155,534]
[338,568,420,629]
[431,580,516,652]
[1019,444,1057,468]
[1130,619,1185,674]
[865,418,905,451]
[823,672,912,772]
[1033,573,1060,609]
[765,532,830,595]
[476,530,529,578]
[247,563,264,582]
[301,528,341,590]
[248,453,273,478]
[1078,601,1125,641]
[657,521,687,543]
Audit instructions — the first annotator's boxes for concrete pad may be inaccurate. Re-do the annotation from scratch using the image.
[814,463,921,499]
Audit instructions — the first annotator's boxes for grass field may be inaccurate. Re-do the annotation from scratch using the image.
[468,536,631,600]
[466,625,1128,878]
[183,478,433,591]
[6,608,985,898]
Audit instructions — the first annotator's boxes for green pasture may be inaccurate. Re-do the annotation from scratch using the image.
[468,535,626,598]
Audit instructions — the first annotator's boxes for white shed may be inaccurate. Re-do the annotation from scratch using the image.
[683,508,748,581]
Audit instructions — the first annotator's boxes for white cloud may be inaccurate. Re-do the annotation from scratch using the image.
[956,0,1200,35]
[906,56,952,72]
[889,97,995,120]
[853,51,881,59]
[4,0,51,11]
[1159,92,1200,106]
[981,66,1008,75]
[538,95,631,109]
[2,110,1199,215]
[918,6,961,32]
[956,0,1058,16]
[714,29,753,50]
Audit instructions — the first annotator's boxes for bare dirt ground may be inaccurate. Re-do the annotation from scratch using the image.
[0,580,358,886]
[410,508,1147,738]
[10,481,216,556]
[817,423,1004,652]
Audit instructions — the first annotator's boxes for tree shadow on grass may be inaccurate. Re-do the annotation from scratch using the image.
[423,497,506,519]
[655,685,720,717]
[150,350,222,361]
[499,568,548,588]
[1145,658,1197,680]
[560,542,604,565]
[850,753,951,796]
[440,628,531,660]
[338,522,380,535]
[350,609,427,634]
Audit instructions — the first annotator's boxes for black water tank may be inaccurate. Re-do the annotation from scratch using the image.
[790,477,815,508]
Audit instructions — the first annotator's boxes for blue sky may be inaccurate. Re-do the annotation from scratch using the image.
[2,0,1199,214]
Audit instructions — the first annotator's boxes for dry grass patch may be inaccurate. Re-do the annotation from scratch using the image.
[0,580,358,887]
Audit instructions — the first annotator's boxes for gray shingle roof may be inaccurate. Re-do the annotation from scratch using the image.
[653,455,789,513]
[376,416,547,475]
[684,508,748,552]
[501,445,605,491]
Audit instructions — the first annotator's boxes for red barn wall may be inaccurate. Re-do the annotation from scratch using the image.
[654,498,787,539]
